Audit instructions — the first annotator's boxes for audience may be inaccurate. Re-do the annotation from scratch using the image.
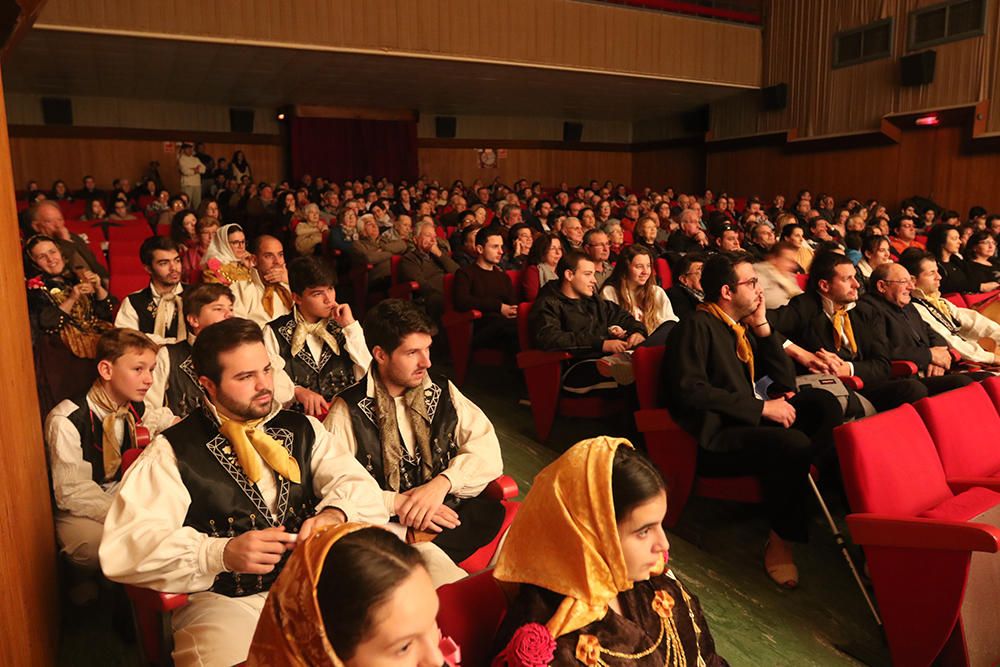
[493,438,727,666]
[100,318,388,666]
[29,201,109,284]
[530,251,645,393]
[666,252,706,319]
[400,220,459,319]
[755,241,803,308]
[263,257,370,418]
[452,227,519,352]
[600,245,678,346]
[248,524,446,666]
[324,299,505,583]
[114,236,186,344]
[664,252,842,587]
[522,233,564,301]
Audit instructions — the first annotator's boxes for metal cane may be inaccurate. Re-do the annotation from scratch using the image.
[808,474,882,627]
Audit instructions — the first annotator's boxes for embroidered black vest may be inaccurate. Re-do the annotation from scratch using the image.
[64,393,146,484]
[165,408,317,597]
[268,313,356,407]
[126,284,186,338]
[339,373,460,493]
[163,340,204,419]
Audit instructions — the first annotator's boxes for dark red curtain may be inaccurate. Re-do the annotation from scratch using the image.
[289,116,418,184]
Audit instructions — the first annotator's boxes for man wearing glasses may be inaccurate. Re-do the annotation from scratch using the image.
[888,214,925,259]
[862,261,986,394]
[582,229,614,288]
[663,251,843,588]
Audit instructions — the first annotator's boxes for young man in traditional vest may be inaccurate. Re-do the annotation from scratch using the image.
[114,236,186,344]
[100,317,387,667]
[324,298,505,572]
[45,329,175,575]
[264,256,371,419]
[145,283,296,419]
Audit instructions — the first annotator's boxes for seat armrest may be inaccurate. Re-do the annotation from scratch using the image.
[891,360,919,378]
[442,310,482,326]
[842,375,864,391]
[846,513,1000,552]
[634,408,682,434]
[516,349,571,369]
[484,475,519,501]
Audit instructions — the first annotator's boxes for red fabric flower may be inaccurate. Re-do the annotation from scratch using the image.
[206,257,222,271]
[494,623,557,667]
[26,276,45,289]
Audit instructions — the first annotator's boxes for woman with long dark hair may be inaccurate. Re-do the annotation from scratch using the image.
[961,230,1000,293]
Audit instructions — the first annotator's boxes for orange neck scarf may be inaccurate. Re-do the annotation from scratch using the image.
[698,302,755,382]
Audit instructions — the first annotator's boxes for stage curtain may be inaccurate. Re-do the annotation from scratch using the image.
[290,116,418,184]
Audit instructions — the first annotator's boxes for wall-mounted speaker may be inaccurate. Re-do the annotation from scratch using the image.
[901,50,936,86]
[563,121,583,143]
[762,83,788,111]
[681,106,710,134]
[41,97,72,125]
[229,108,255,133]
[435,116,456,138]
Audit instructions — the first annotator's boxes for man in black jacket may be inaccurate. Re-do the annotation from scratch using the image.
[862,262,984,393]
[768,251,927,412]
[663,252,842,587]
[529,251,645,393]
[665,253,706,320]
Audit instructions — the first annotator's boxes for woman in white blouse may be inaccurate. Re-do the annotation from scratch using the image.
[600,244,678,346]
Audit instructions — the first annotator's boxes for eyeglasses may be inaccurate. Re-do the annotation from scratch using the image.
[588,242,610,248]
[735,277,759,288]
[880,278,914,285]
[230,239,247,247]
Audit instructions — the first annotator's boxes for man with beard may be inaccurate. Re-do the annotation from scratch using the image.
[115,236,186,344]
[100,318,387,666]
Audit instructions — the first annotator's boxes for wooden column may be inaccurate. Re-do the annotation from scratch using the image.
[0,67,59,666]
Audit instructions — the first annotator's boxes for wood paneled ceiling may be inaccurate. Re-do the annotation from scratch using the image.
[4,28,746,122]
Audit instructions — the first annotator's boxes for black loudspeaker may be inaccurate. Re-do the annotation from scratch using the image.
[762,83,788,110]
[41,97,72,125]
[435,116,456,138]
[229,108,255,133]
[682,106,710,134]
[901,50,936,86]
[563,121,583,142]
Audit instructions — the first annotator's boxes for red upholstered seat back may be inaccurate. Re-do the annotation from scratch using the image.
[633,345,665,410]
[915,383,1000,479]
[436,570,508,667]
[517,301,533,351]
[835,405,953,517]
[442,273,456,314]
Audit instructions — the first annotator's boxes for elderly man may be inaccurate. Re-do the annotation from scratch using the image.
[745,222,777,261]
[400,220,459,319]
[378,214,413,256]
[667,208,709,253]
[583,228,614,288]
[862,261,984,394]
[231,235,294,327]
[29,201,109,284]
[560,216,585,250]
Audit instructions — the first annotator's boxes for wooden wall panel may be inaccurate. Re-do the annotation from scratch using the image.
[712,0,1000,140]
[706,125,1000,214]
[418,147,633,189]
[631,145,705,193]
[0,71,59,667]
[11,137,282,192]
[39,0,761,87]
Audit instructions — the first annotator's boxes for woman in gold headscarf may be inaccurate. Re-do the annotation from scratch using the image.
[247,523,448,667]
[492,437,727,667]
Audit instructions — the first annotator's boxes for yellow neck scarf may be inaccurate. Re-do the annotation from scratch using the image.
[218,413,301,484]
[698,302,754,382]
[87,382,138,481]
[263,283,293,318]
[290,308,340,358]
[831,307,858,355]
[153,287,186,340]
[914,288,954,321]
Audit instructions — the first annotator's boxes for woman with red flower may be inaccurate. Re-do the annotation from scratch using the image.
[24,234,116,415]
[492,438,727,667]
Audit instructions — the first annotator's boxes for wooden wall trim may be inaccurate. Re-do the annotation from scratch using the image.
[294,105,417,122]
[419,136,705,153]
[8,124,282,144]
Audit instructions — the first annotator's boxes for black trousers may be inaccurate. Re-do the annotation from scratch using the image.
[698,388,844,543]
[472,314,519,354]
[859,377,927,412]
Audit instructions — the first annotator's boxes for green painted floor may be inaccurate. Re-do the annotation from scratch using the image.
[57,362,890,666]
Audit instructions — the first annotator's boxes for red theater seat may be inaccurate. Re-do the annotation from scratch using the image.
[654,257,672,289]
[441,270,522,386]
[915,382,1000,494]
[515,300,625,441]
[388,254,419,300]
[456,475,520,574]
[436,570,508,667]
[836,404,1000,667]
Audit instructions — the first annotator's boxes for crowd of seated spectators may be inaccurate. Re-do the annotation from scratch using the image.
[18,154,1000,664]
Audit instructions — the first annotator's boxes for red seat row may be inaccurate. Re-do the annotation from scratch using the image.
[835,378,1000,667]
